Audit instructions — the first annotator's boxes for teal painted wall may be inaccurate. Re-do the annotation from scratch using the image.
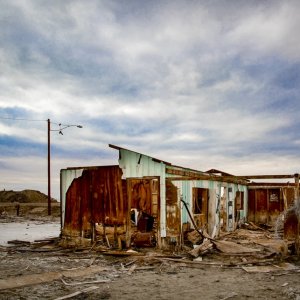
[118,149,167,237]
[171,179,248,236]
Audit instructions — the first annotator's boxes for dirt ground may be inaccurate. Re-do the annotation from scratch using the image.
[0,215,300,300]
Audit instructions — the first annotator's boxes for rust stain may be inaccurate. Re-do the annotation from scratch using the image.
[64,166,126,235]
[166,181,180,236]
[248,188,293,225]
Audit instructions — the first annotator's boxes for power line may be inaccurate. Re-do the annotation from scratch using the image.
[0,116,47,122]
[0,117,82,127]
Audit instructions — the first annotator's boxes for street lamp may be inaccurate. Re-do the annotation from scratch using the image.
[47,119,83,215]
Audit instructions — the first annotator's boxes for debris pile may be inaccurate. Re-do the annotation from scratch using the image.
[1,221,300,300]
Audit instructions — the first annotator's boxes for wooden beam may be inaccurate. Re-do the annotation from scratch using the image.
[235,175,295,179]
[166,176,248,185]
[126,179,132,248]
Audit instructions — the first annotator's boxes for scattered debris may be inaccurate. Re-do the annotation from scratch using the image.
[54,286,100,300]
[253,239,288,255]
[60,277,110,286]
[1,209,300,299]
[212,240,260,254]
[220,292,239,300]
[189,239,213,258]
[242,262,298,273]
[0,266,109,290]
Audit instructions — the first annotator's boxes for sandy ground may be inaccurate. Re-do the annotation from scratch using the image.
[0,216,300,300]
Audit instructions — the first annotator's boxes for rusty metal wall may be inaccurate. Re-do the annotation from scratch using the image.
[60,168,83,228]
[130,179,152,215]
[63,166,126,234]
[248,187,293,225]
[166,181,181,237]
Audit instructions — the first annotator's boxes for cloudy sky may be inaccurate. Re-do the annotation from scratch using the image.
[1,0,300,199]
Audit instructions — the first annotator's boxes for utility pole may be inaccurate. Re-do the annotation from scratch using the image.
[48,119,51,215]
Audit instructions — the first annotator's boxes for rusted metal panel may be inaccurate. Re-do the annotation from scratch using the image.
[255,189,268,224]
[63,177,82,233]
[90,167,127,225]
[284,213,299,240]
[248,189,256,222]
[63,166,126,235]
[131,179,152,215]
[283,201,300,253]
[283,187,295,208]
[131,232,156,247]
[60,168,83,228]
[166,181,180,237]
[248,187,288,225]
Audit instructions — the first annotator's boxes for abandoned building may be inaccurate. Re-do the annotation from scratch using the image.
[60,144,300,249]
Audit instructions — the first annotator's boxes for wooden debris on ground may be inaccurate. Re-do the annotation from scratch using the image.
[155,257,276,268]
[127,264,137,275]
[187,230,203,244]
[54,286,100,300]
[212,240,260,254]
[60,277,110,286]
[252,239,288,255]
[189,239,213,258]
[7,240,31,246]
[231,228,270,240]
[0,266,110,291]
[101,250,145,257]
[242,262,298,273]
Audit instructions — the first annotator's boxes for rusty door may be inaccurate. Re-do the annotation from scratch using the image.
[255,189,268,224]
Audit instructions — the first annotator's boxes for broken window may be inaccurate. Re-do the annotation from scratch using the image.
[269,189,279,202]
[193,188,208,214]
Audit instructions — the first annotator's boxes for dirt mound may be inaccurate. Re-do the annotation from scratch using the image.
[0,190,58,203]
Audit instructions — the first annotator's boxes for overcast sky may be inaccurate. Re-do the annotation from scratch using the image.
[1,0,300,199]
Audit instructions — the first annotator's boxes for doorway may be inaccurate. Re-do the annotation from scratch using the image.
[127,177,160,247]
[192,187,209,229]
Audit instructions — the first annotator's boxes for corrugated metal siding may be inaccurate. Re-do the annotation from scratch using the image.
[63,166,126,235]
[166,181,181,237]
[171,179,248,235]
[60,168,83,228]
[118,149,166,178]
[118,149,167,237]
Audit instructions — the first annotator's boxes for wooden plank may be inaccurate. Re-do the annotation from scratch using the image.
[236,175,295,179]
[212,240,260,254]
[155,257,275,267]
[0,266,109,291]
[253,239,288,255]
[189,240,213,258]
[54,286,99,300]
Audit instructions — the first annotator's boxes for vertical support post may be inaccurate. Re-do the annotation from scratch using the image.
[254,190,257,224]
[295,173,299,202]
[47,119,51,216]
[126,179,132,248]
